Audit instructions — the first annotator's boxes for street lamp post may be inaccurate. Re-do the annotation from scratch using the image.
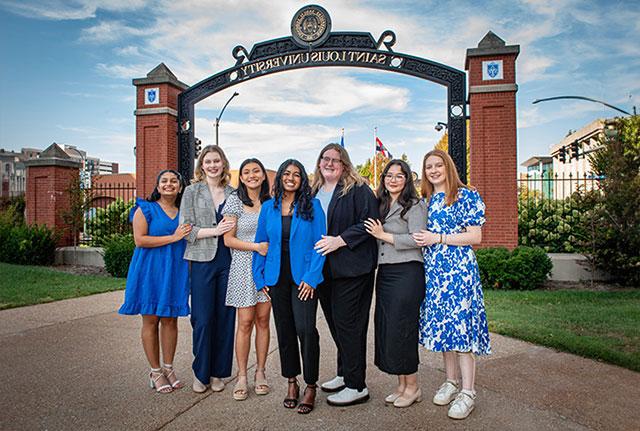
[532,96,635,116]
[215,92,240,146]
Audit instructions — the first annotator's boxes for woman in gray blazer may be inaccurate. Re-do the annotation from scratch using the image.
[364,159,427,409]
[179,145,236,393]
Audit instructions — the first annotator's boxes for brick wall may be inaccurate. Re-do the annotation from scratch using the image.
[26,165,79,246]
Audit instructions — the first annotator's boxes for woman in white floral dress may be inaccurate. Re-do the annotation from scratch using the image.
[222,158,271,401]
[413,149,491,420]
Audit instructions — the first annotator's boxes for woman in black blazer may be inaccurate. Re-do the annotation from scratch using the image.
[312,143,379,406]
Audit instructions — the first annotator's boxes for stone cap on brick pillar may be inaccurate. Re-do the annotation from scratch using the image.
[465,31,520,67]
[132,63,189,89]
[23,143,81,169]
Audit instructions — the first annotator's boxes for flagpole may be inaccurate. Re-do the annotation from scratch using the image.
[373,127,378,189]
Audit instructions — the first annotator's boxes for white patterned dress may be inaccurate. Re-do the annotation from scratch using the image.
[418,188,491,355]
[222,192,269,308]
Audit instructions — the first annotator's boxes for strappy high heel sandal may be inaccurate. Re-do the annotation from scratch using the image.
[162,365,183,389]
[283,378,299,409]
[297,384,317,414]
[149,369,173,394]
[254,368,270,395]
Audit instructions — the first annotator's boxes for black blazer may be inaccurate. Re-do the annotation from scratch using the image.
[322,182,379,279]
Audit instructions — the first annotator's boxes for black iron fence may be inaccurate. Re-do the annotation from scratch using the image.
[80,183,136,246]
[517,172,603,252]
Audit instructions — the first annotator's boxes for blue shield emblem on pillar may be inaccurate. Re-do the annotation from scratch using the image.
[147,89,157,103]
[487,63,499,78]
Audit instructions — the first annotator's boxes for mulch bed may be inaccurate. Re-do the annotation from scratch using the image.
[50,265,111,277]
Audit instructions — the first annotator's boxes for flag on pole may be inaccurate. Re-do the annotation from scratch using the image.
[340,128,344,147]
[375,137,393,158]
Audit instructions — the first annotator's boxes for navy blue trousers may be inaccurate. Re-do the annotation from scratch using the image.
[190,259,235,383]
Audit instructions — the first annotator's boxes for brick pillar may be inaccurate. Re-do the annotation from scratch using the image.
[24,143,81,247]
[133,63,188,198]
[465,32,520,249]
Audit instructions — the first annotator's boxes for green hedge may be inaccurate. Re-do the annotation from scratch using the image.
[477,246,552,290]
[0,222,58,266]
[103,234,135,278]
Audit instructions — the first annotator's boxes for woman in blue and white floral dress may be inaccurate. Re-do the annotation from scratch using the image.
[413,149,491,420]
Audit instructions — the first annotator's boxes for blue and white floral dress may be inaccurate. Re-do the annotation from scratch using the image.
[418,188,491,355]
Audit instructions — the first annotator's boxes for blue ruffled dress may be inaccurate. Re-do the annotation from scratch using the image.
[118,198,189,317]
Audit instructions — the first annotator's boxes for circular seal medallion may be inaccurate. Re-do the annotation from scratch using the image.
[291,5,331,48]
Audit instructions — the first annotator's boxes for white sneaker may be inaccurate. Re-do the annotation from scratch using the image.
[433,380,459,405]
[448,390,476,419]
[327,387,370,406]
[320,375,345,393]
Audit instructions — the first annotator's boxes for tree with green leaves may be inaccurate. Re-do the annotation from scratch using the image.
[586,115,640,285]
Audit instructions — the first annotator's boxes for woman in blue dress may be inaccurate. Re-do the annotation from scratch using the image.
[119,170,191,394]
[413,149,491,420]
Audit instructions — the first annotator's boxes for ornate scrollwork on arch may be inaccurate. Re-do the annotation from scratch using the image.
[376,30,396,52]
[232,45,250,66]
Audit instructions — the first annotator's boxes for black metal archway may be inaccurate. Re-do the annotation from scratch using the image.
[178,5,467,182]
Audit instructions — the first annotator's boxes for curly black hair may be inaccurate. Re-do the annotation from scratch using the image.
[148,169,185,207]
[272,159,314,221]
[236,158,271,206]
[376,159,418,219]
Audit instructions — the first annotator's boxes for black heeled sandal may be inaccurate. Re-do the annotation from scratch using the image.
[297,384,317,414]
[283,378,300,409]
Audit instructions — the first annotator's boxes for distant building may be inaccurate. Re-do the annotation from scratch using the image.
[0,144,122,197]
[520,155,553,198]
[521,118,611,199]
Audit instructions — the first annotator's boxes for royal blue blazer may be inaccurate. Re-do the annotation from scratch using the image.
[252,197,326,290]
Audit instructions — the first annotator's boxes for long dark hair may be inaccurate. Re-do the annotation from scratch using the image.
[376,159,418,219]
[237,158,270,206]
[273,159,314,221]
[148,169,185,207]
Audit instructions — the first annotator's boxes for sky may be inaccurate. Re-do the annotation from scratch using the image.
[1,0,639,174]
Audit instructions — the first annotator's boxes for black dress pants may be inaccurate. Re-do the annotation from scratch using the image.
[270,252,320,385]
[319,270,375,391]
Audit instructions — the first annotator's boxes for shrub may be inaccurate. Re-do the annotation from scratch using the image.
[476,247,510,288]
[0,222,57,265]
[103,234,135,278]
[517,195,594,253]
[0,195,25,226]
[476,246,552,290]
[86,199,134,247]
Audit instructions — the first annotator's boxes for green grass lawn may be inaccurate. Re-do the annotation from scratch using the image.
[484,289,640,372]
[0,262,125,310]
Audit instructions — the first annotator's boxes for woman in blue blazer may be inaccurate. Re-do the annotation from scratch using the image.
[252,159,326,414]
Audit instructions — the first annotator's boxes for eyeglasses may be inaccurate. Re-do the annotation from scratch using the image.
[321,156,342,165]
[384,174,406,181]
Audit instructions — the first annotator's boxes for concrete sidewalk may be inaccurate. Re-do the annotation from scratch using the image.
[1,291,638,431]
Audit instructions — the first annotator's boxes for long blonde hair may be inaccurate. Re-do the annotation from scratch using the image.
[192,145,231,186]
[311,143,365,197]
[420,149,466,206]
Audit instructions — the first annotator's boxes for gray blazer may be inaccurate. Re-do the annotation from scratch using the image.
[179,182,235,262]
[377,199,427,265]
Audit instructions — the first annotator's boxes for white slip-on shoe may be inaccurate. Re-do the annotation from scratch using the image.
[320,375,346,393]
[448,390,476,419]
[327,387,370,406]
[433,380,459,405]
[210,377,225,392]
[192,374,208,393]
